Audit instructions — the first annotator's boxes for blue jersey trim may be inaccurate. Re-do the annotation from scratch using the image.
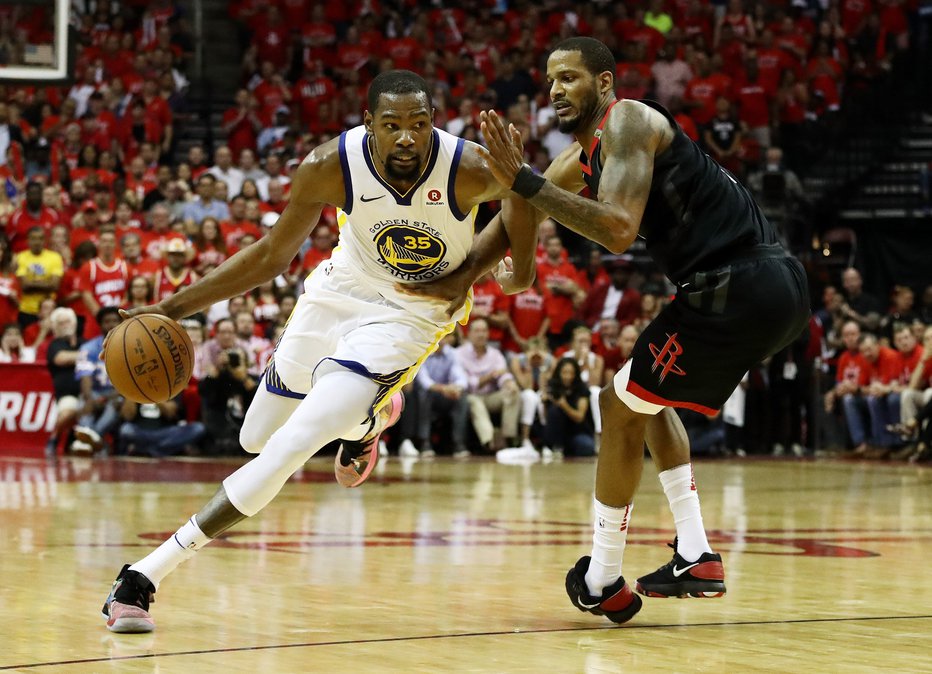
[447,137,468,221]
[338,131,353,214]
[361,129,440,206]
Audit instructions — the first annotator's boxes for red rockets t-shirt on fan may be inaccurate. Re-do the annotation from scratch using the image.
[468,277,512,344]
[80,258,129,309]
[154,267,197,302]
[502,286,547,354]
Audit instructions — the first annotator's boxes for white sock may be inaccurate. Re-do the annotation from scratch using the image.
[584,498,632,597]
[658,464,712,561]
[129,516,211,589]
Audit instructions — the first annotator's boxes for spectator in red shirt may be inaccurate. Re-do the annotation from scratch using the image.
[0,233,21,328]
[251,61,292,126]
[192,216,229,275]
[755,29,799,96]
[862,330,907,451]
[715,0,756,48]
[537,234,585,350]
[579,258,642,331]
[683,54,723,126]
[293,59,336,126]
[842,0,874,37]
[503,277,549,355]
[300,6,336,68]
[58,240,97,340]
[468,270,512,348]
[734,60,772,149]
[124,274,155,312]
[825,320,871,452]
[154,238,199,302]
[898,326,932,439]
[220,196,262,251]
[669,95,699,141]
[82,92,118,153]
[222,89,263,162]
[300,223,334,275]
[7,181,61,252]
[252,5,291,70]
[334,24,372,82]
[78,228,129,325]
[139,78,173,158]
[120,231,160,281]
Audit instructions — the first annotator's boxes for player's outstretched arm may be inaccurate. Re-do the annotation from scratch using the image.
[123,141,342,321]
[481,104,658,254]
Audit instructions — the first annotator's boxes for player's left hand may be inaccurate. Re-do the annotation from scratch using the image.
[478,110,525,190]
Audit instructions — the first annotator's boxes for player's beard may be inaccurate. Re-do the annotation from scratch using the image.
[383,153,422,180]
[556,89,600,134]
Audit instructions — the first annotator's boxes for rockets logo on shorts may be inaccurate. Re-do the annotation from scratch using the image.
[373,223,448,279]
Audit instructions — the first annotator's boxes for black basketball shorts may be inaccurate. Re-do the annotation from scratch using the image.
[615,246,810,415]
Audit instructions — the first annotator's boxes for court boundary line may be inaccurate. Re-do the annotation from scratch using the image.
[4,614,931,670]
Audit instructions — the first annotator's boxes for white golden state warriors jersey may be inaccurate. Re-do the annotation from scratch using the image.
[325,125,476,323]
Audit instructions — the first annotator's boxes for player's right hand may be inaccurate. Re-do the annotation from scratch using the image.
[101,304,172,359]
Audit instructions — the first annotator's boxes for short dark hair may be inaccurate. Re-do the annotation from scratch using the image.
[552,37,616,81]
[367,70,432,113]
[96,306,121,325]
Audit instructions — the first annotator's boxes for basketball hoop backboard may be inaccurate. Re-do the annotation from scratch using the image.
[0,0,72,83]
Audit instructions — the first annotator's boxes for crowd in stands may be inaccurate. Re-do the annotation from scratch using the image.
[0,0,928,461]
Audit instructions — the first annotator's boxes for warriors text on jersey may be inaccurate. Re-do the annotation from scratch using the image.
[580,99,777,283]
[333,125,476,293]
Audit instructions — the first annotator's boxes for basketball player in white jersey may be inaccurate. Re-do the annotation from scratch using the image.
[101,71,538,633]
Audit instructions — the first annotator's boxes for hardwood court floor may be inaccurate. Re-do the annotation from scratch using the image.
[1,454,930,673]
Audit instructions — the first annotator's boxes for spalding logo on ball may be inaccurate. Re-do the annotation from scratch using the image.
[104,314,195,403]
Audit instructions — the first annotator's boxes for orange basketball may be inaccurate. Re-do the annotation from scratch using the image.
[104,314,195,404]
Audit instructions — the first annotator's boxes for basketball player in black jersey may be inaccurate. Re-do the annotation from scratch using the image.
[412,37,810,623]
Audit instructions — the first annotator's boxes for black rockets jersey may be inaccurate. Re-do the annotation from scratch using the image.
[579,99,778,284]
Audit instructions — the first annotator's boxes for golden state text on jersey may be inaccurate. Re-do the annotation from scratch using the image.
[331,125,476,285]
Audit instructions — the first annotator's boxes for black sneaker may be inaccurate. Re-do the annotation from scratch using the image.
[565,556,642,624]
[101,564,157,633]
[635,538,726,598]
